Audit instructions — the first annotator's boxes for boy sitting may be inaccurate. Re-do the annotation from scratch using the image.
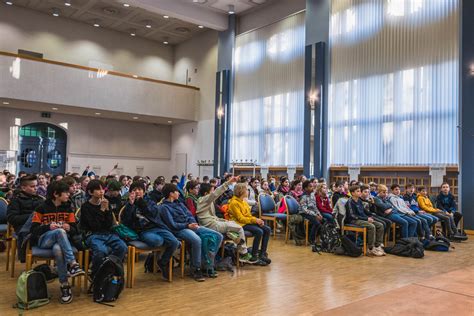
[30,180,85,304]
[360,185,392,241]
[105,180,123,218]
[80,180,128,278]
[403,184,438,228]
[436,183,463,230]
[121,182,179,280]
[331,180,348,207]
[345,185,385,256]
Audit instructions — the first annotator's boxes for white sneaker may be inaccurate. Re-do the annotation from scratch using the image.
[375,246,386,256]
[369,248,383,257]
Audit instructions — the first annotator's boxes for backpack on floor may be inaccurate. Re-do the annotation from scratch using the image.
[452,230,468,242]
[288,214,306,245]
[334,235,362,257]
[423,236,450,252]
[14,270,50,310]
[320,222,341,253]
[385,237,424,258]
[91,255,124,304]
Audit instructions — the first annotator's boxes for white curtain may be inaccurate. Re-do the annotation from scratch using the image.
[329,0,459,166]
[231,12,305,166]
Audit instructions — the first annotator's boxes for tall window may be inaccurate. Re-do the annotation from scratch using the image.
[329,0,459,166]
[231,12,305,166]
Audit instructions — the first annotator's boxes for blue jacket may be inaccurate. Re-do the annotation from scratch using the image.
[345,198,368,223]
[159,200,197,233]
[121,196,168,233]
[374,196,400,216]
[436,193,457,212]
[403,193,421,212]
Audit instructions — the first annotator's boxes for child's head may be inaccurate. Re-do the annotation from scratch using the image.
[261,180,269,191]
[80,176,90,191]
[37,174,46,186]
[406,183,415,194]
[107,180,121,197]
[302,180,313,194]
[130,181,145,199]
[186,180,200,196]
[233,183,248,199]
[47,180,70,202]
[162,183,180,200]
[349,180,358,187]
[153,177,165,191]
[250,178,260,189]
[330,182,336,192]
[20,175,37,195]
[377,184,388,198]
[417,186,427,196]
[63,176,77,194]
[390,184,401,196]
[360,185,370,199]
[316,183,328,196]
[441,182,450,194]
[87,180,105,198]
[349,185,361,198]
[199,183,213,196]
[281,177,289,187]
[335,181,344,193]
[343,180,349,191]
[291,180,303,192]
[369,182,377,192]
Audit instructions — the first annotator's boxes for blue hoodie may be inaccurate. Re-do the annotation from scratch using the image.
[159,199,197,233]
[121,196,168,233]
[436,192,457,212]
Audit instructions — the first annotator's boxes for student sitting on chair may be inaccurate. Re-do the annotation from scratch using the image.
[184,180,200,217]
[30,180,85,304]
[80,180,128,279]
[300,180,323,245]
[196,176,256,264]
[436,183,463,230]
[403,184,438,229]
[289,180,304,202]
[148,177,165,204]
[345,185,385,256]
[360,185,393,242]
[105,180,123,218]
[331,180,349,207]
[160,183,223,281]
[315,183,335,224]
[228,183,271,266]
[417,186,457,239]
[374,185,417,238]
[121,181,179,281]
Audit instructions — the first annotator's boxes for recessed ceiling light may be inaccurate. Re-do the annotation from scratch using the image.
[167,120,173,124]
[130,32,136,36]
[163,15,169,19]
[5,1,13,5]
[198,25,204,29]
[133,116,139,120]
[52,8,60,17]
[64,2,71,6]
[144,20,152,28]
[52,107,58,110]
[93,23,100,27]
[95,112,101,115]
[123,3,130,7]
[3,101,10,105]
[228,4,235,14]
[163,41,169,45]
[132,75,138,78]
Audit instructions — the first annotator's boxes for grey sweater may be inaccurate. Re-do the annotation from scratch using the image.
[196,181,230,227]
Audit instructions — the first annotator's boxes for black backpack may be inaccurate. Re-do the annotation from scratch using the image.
[385,237,424,258]
[334,235,363,257]
[423,236,450,251]
[320,222,341,252]
[91,255,124,304]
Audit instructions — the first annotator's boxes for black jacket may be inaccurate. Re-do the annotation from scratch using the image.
[7,191,45,233]
[345,198,368,224]
[121,197,168,233]
[80,201,115,236]
[147,189,163,204]
[332,192,348,207]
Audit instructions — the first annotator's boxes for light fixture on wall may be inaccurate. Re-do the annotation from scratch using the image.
[95,112,101,115]
[217,104,225,119]
[228,4,235,14]
[308,88,319,109]
[167,120,173,124]
[52,107,58,110]
[3,101,10,105]
[133,116,139,120]
[163,37,169,45]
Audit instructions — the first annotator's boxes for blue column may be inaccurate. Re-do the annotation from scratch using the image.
[460,1,474,230]
[213,15,236,177]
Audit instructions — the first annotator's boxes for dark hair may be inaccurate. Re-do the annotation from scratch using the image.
[224,174,232,181]
[318,178,326,183]
[417,186,426,192]
[119,175,127,182]
[239,176,248,183]
[390,184,400,191]
[360,185,370,191]
[250,177,258,184]
[406,183,414,189]
[210,178,217,185]
[290,180,301,190]
[349,185,361,194]
[349,180,358,186]
[18,171,27,176]
[20,175,37,186]
[186,180,199,192]
[335,180,344,187]
[154,177,165,187]
[302,180,312,191]
[47,180,70,200]
[203,176,209,182]
[280,177,288,183]
[130,181,146,192]
[162,183,179,199]
[86,179,105,194]
[199,183,212,196]
[63,176,76,186]
[441,182,449,187]
[171,175,179,181]
[132,176,143,183]
[52,174,63,181]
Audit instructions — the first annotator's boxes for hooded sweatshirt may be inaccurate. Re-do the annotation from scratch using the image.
[159,199,196,233]
[228,196,257,227]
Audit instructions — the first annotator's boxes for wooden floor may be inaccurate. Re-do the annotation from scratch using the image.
[0,237,473,315]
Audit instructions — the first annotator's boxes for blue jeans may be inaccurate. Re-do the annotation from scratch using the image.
[413,215,431,238]
[243,224,271,256]
[174,227,223,270]
[321,212,335,224]
[416,213,438,226]
[86,233,127,275]
[139,228,179,266]
[301,214,321,244]
[38,229,76,283]
[386,213,417,238]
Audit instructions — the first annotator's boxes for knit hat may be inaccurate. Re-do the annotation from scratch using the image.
[107,180,121,191]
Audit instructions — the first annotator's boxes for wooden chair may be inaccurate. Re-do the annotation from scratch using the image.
[258,193,285,238]
[342,224,367,256]
[0,197,9,269]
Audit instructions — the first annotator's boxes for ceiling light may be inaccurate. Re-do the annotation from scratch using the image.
[5,1,13,5]
[163,15,169,19]
[130,29,136,36]
[95,112,101,115]
[52,107,58,110]
[133,116,139,120]
[163,41,169,45]
[52,8,60,17]
[64,2,71,6]
[198,25,204,29]
[93,21,100,27]
[132,75,138,78]
[144,20,152,28]
[123,3,130,7]
[167,120,173,124]
[3,101,10,105]
[228,4,235,14]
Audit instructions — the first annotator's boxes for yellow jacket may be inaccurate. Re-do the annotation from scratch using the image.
[228,196,257,227]
[417,195,438,213]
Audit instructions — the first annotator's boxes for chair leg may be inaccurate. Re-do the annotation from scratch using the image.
[273,220,276,239]
[84,249,90,292]
[6,237,10,272]
[153,251,157,273]
[10,238,17,278]
[392,223,396,244]
[180,241,185,278]
[131,247,136,288]
[285,221,289,244]
[168,256,173,282]
[220,242,225,258]
[26,253,32,271]
[76,251,83,296]
[126,246,132,288]
[363,229,367,256]
[305,221,309,246]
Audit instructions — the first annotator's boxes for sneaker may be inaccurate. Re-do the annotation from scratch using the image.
[254,259,268,266]
[369,248,383,257]
[248,255,261,264]
[375,246,386,256]
[259,253,272,265]
[276,221,283,229]
[158,261,170,281]
[192,269,205,282]
[239,252,253,263]
[226,231,241,243]
[60,284,73,304]
[205,269,218,278]
[68,263,85,278]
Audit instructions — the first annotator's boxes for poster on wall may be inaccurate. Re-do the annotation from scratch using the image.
[429,165,446,187]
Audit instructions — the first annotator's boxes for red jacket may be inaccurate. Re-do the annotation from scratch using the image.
[316,195,333,214]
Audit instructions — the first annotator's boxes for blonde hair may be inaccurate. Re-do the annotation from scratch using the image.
[377,184,388,192]
[233,183,248,198]
[316,183,327,196]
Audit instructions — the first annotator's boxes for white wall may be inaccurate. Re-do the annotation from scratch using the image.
[238,0,306,35]
[0,107,174,179]
[0,5,174,81]
[171,30,218,176]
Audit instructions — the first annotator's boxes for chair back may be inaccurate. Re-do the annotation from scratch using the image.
[258,194,276,215]
[117,206,126,224]
[0,197,8,224]
[284,195,300,215]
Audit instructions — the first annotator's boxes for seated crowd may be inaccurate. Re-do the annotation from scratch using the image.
[0,169,464,304]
